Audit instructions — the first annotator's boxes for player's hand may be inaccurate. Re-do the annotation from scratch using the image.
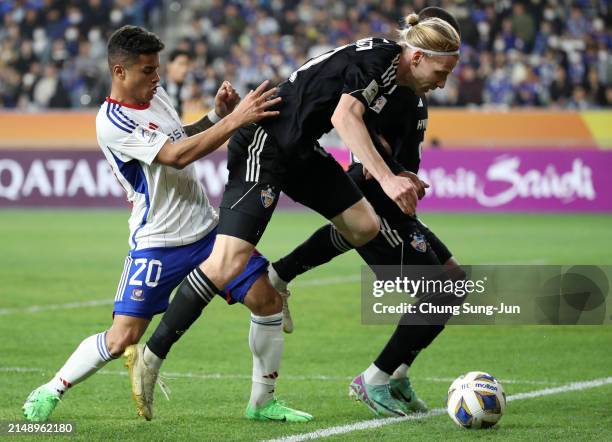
[398,171,430,200]
[229,80,281,126]
[379,174,418,215]
[214,81,240,118]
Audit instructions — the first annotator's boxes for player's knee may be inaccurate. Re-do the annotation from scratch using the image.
[203,253,250,287]
[244,279,283,316]
[250,291,282,316]
[106,328,141,356]
[339,216,379,247]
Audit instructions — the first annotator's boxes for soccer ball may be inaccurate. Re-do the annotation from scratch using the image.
[446,371,506,429]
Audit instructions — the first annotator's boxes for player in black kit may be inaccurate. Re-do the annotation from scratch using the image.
[138,9,461,419]
[267,8,465,417]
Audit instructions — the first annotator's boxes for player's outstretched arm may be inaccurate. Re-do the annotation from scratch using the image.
[183,81,241,136]
[156,80,280,169]
[331,93,418,214]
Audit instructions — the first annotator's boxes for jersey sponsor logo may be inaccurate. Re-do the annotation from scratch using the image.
[417,119,428,130]
[260,185,276,208]
[418,98,424,108]
[130,288,145,302]
[370,95,388,113]
[362,80,379,106]
[410,233,427,253]
[138,127,158,144]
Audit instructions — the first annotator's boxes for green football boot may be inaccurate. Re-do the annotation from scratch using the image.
[349,374,406,417]
[390,377,428,413]
[245,399,313,422]
[23,386,61,422]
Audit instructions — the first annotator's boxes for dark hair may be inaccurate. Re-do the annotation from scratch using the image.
[168,49,193,63]
[418,6,461,37]
[107,25,165,68]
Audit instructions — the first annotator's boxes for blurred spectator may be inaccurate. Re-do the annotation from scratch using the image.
[549,65,574,107]
[0,0,609,110]
[162,49,194,118]
[457,64,484,106]
[33,63,70,109]
[511,3,536,51]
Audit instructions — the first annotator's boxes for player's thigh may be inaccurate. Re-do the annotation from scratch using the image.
[200,234,257,288]
[219,124,283,246]
[216,248,271,309]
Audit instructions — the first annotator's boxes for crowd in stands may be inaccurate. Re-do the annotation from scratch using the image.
[0,0,609,114]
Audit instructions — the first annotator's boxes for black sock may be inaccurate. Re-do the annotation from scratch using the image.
[374,319,445,374]
[272,224,352,282]
[146,268,219,359]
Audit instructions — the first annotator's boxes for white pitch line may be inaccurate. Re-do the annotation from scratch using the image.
[0,299,113,316]
[0,275,361,316]
[263,377,612,442]
[0,367,561,386]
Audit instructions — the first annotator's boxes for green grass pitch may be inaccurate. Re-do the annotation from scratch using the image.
[1,210,611,441]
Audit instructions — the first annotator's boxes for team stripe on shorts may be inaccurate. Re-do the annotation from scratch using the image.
[115,256,132,302]
[246,126,268,182]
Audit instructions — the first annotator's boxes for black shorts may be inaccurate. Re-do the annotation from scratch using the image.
[415,217,453,264]
[356,215,453,272]
[218,124,363,245]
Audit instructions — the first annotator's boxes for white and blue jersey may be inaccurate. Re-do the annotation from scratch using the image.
[96,87,216,250]
[96,87,268,318]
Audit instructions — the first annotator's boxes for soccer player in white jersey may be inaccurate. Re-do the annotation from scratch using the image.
[23,25,312,423]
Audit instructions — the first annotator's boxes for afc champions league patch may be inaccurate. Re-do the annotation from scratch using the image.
[260,186,276,208]
[410,233,427,253]
[370,95,388,113]
[131,288,145,302]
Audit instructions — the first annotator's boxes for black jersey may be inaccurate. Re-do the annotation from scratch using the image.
[361,85,428,174]
[348,85,429,225]
[261,37,402,160]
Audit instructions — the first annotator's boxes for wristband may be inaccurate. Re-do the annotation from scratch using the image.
[207,109,222,124]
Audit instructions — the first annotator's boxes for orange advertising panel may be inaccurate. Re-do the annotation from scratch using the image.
[0,110,609,149]
[424,110,603,149]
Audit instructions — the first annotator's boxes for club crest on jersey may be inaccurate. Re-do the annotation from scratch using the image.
[260,186,276,208]
[410,234,427,253]
[131,288,145,302]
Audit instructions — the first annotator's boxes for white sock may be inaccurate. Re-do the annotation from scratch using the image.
[363,363,390,385]
[144,345,163,370]
[391,364,409,380]
[248,312,283,407]
[45,331,116,396]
